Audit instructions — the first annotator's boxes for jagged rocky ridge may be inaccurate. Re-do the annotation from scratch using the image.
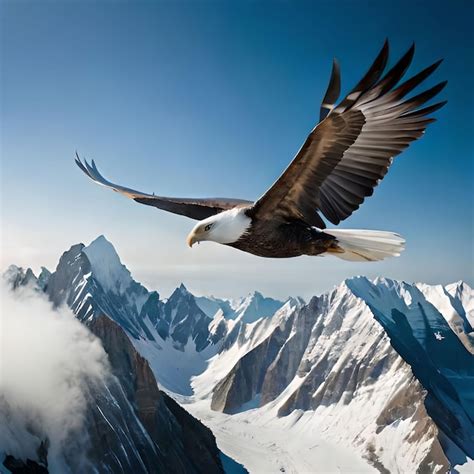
[41,236,218,350]
[3,236,473,473]
[2,246,227,473]
[207,278,473,471]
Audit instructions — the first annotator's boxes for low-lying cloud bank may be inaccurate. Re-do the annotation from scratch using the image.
[0,282,110,472]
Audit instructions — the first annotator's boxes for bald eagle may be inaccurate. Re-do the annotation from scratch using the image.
[76,41,446,261]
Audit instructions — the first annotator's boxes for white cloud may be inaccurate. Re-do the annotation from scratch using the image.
[0,282,110,472]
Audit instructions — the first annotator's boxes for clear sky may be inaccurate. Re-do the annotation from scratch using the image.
[1,0,473,300]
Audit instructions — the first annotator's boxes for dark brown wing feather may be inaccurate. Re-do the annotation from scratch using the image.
[251,41,446,227]
[319,48,446,224]
[319,59,341,122]
[75,154,253,221]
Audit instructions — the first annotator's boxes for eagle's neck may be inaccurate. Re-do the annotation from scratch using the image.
[209,208,252,244]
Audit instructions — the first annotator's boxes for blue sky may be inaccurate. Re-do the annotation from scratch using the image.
[1,0,473,299]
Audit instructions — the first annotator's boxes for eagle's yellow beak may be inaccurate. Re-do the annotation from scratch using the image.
[187,232,198,248]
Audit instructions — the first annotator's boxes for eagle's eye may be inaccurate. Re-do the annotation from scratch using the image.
[204,224,212,232]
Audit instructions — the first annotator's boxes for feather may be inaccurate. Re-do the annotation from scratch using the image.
[320,59,341,122]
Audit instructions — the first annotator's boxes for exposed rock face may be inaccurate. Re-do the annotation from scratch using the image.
[161,284,212,351]
[86,315,224,474]
[260,299,321,405]
[2,455,48,473]
[45,239,151,338]
[211,312,295,412]
[0,309,224,473]
[36,268,51,291]
[209,279,473,472]
[3,265,40,289]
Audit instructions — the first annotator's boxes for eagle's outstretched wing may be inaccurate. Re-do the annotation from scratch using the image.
[75,154,253,221]
[251,41,446,228]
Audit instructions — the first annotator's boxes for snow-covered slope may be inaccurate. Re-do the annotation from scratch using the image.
[346,277,474,464]
[45,238,150,338]
[82,235,137,295]
[227,291,287,323]
[203,280,456,472]
[201,278,473,472]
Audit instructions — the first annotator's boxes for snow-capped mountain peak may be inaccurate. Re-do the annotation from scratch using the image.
[82,235,134,294]
[231,291,285,324]
[344,276,474,354]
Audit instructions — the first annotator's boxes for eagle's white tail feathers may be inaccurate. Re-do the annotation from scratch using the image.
[326,229,405,262]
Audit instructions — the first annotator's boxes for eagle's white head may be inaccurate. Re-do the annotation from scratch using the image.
[187,208,251,247]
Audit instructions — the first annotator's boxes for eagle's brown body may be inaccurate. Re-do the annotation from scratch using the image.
[229,213,338,258]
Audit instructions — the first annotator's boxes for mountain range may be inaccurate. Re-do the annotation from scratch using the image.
[2,235,473,473]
